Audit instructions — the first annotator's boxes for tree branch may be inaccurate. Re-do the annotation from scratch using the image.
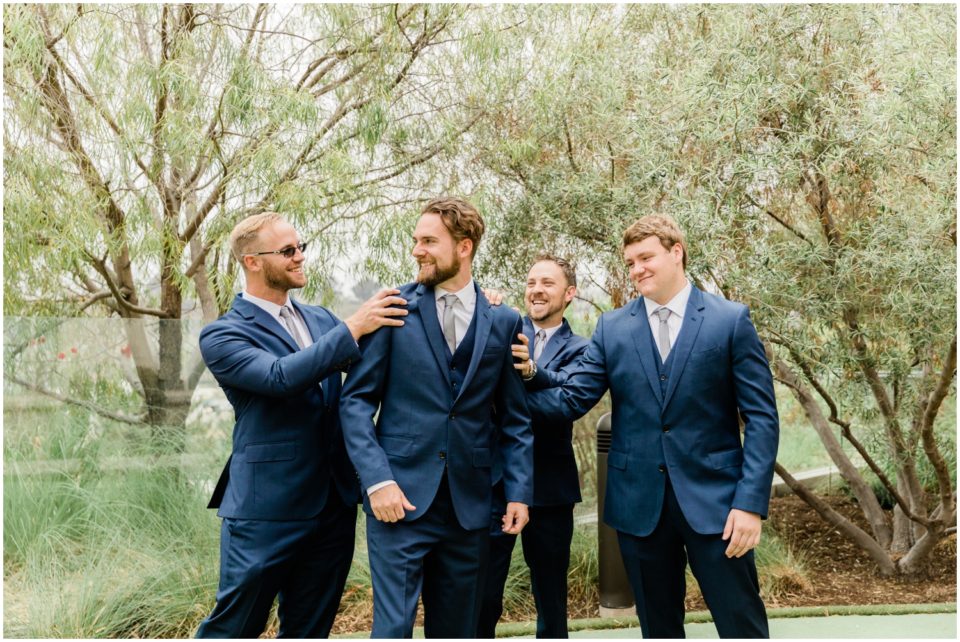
[8,374,147,426]
[775,462,896,576]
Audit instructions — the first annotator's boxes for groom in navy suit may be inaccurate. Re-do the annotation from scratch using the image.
[196,212,408,638]
[478,255,588,638]
[340,197,534,638]
[529,215,779,638]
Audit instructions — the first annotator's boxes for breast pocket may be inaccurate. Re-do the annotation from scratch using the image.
[245,441,296,463]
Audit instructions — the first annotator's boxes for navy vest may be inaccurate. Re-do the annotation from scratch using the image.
[446,308,478,398]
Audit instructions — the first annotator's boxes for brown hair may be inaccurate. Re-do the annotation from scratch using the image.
[229,212,283,262]
[621,214,687,269]
[532,253,577,288]
[421,197,485,259]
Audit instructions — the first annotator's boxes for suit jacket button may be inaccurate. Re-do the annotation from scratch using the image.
[662,425,670,433]
[660,374,667,381]
[449,414,456,419]
[439,451,446,460]
[658,464,666,473]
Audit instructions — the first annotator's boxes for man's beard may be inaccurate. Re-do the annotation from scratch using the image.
[416,254,461,287]
[263,261,302,291]
[527,299,563,322]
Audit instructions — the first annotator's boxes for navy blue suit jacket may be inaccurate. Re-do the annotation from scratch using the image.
[521,318,588,506]
[339,282,534,530]
[529,286,779,536]
[199,294,361,520]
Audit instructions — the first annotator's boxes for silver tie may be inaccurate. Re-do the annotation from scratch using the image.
[533,329,546,363]
[441,294,458,354]
[279,305,308,350]
[655,307,672,363]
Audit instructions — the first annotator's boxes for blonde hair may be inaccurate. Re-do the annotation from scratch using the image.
[621,214,687,269]
[229,212,283,262]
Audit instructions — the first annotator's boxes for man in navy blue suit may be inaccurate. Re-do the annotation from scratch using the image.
[478,255,588,638]
[196,212,408,638]
[529,215,779,638]
[340,197,534,638]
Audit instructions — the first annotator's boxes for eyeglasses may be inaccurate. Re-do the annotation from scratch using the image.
[243,242,307,259]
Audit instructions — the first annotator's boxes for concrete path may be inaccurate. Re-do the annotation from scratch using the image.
[558,612,956,638]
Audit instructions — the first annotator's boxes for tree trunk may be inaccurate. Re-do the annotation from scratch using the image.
[775,358,892,547]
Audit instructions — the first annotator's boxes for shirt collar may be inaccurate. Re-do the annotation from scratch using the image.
[643,280,691,320]
[435,278,476,307]
[242,290,290,319]
[531,320,562,342]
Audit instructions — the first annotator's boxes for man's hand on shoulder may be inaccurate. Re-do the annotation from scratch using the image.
[369,483,416,523]
[501,501,529,534]
[722,508,762,558]
[345,288,408,341]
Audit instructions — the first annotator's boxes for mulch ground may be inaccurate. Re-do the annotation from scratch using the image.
[684,494,956,611]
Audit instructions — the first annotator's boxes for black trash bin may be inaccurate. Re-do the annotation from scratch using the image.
[596,412,635,610]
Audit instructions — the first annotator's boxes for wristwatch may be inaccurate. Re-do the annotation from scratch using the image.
[521,358,537,381]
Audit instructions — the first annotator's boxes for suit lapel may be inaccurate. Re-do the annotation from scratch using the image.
[292,298,336,405]
[236,294,300,354]
[456,284,492,402]
[522,317,536,363]
[538,319,569,367]
[661,287,706,410]
[630,299,665,407]
[414,285,453,388]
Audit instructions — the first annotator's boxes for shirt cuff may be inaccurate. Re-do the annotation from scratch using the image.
[367,480,397,495]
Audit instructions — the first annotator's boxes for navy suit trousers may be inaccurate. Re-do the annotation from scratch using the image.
[616,476,768,639]
[366,474,490,639]
[196,492,355,639]
[478,504,574,638]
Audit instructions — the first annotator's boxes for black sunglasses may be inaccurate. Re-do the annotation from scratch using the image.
[244,242,307,259]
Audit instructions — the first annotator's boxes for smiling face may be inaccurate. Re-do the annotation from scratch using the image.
[525,260,575,327]
[246,220,307,295]
[623,235,686,305]
[412,212,470,289]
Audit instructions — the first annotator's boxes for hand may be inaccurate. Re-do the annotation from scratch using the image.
[482,288,505,306]
[344,288,408,340]
[512,333,533,377]
[369,483,416,523]
[501,501,529,534]
[722,508,762,558]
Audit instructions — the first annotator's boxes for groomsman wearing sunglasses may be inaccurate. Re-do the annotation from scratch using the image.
[196,212,408,638]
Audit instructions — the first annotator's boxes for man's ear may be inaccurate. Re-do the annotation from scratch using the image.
[564,286,577,305]
[458,238,473,259]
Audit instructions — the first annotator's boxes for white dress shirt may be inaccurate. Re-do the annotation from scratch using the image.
[242,291,314,349]
[435,278,477,350]
[642,280,691,355]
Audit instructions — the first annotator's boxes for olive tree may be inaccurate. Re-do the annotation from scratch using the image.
[4,3,484,450]
[474,4,956,575]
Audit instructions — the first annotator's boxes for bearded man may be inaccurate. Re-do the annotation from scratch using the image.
[339,197,534,638]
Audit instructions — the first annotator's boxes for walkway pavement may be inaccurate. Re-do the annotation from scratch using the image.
[558,612,956,638]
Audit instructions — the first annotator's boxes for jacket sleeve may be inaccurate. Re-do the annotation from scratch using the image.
[199,319,359,398]
[496,316,535,506]
[339,326,396,492]
[729,306,780,518]
[528,320,608,422]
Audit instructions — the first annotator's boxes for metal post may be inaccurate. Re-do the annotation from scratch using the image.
[596,412,635,612]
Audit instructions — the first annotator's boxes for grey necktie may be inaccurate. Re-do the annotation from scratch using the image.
[441,294,458,354]
[655,307,672,362]
[533,329,547,363]
[279,305,308,350]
